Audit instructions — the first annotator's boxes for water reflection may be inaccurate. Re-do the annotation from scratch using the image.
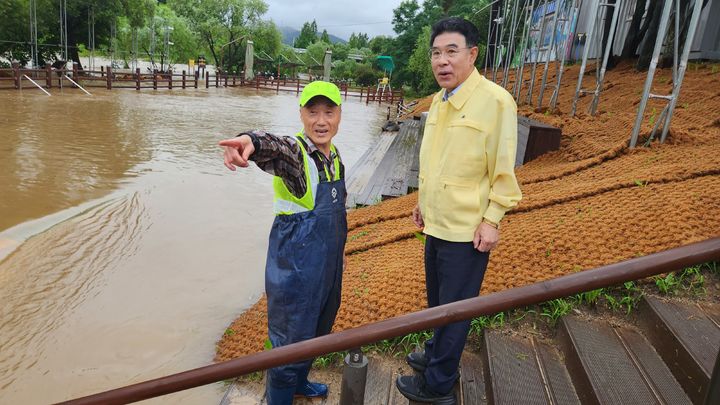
[0,87,387,403]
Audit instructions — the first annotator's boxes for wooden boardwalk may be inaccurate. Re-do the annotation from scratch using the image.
[345,119,422,208]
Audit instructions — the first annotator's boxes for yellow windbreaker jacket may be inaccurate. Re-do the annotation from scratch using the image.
[419,68,522,242]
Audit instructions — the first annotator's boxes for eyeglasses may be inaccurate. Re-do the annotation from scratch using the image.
[428,47,472,60]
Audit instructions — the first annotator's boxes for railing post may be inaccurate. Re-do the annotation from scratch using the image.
[233,75,236,86]
[153,70,158,90]
[106,66,112,90]
[206,71,209,88]
[182,70,186,89]
[224,74,227,87]
[339,348,368,405]
[100,65,104,77]
[194,71,198,89]
[215,72,219,88]
[296,79,300,95]
[135,68,141,91]
[168,72,173,89]
[45,64,52,88]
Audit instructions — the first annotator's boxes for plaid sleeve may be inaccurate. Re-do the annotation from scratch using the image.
[238,130,307,199]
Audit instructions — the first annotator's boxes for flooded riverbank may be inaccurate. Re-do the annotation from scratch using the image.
[0,87,387,403]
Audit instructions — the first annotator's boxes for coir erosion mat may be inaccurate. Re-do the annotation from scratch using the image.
[216,62,720,361]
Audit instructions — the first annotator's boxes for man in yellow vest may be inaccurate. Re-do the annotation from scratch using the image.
[218,81,346,404]
[396,17,522,404]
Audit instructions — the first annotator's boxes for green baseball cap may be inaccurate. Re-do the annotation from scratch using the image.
[299,81,342,107]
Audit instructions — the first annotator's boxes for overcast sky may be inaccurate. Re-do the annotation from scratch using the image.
[264,0,402,40]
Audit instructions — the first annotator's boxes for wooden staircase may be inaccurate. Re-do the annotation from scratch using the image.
[361,295,719,405]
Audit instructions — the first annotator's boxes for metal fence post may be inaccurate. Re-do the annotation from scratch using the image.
[339,348,368,405]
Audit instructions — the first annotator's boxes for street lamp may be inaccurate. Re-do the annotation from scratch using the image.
[163,26,174,72]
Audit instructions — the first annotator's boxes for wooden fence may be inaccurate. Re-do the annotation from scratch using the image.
[0,63,403,104]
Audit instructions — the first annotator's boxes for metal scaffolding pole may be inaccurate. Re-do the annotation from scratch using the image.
[570,0,622,116]
[492,1,510,82]
[629,0,704,148]
[88,7,95,71]
[513,0,537,101]
[526,0,550,105]
[484,3,499,76]
[549,0,580,110]
[59,0,68,63]
[536,0,563,108]
[29,0,39,68]
[588,0,622,115]
[131,28,138,71]
[501,0,522,89]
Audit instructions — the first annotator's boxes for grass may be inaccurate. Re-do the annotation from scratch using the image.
[654,263,713,296]
[348,230,369,242]
[305,261,718,369]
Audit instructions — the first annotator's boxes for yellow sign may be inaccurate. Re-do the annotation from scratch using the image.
[189,59,195,67]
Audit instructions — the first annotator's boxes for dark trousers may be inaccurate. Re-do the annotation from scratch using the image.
[423,235,489,394]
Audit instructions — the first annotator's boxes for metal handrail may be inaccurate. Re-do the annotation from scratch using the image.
[58,238,720,405]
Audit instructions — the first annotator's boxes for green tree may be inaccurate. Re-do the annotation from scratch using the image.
[331,42,349,61]
[303,40,331,68]
[294,19,318,48]
[169,0,270,72]
[348,32,369,49]
[407,25,438,95]
[369,35,396,55]
[355,62,380,87]
[0,0,32,65]
[320,29,330,43]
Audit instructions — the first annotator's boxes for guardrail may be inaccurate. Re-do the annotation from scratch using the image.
[57,238,720,405]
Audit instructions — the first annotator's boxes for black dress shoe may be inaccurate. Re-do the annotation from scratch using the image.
[395,374,457,405]
[407,351,429,372]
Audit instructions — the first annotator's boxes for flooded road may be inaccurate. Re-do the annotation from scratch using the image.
[0,87,387,403]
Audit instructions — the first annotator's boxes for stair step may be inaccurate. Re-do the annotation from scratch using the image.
[364,357,393,405]
[639,296,720,403]
[388,369,409,405]
[484,330,579,405]
[535,341,581,404]
[560,316,690,404]
[615,327,693,405]
[460,351,487,405]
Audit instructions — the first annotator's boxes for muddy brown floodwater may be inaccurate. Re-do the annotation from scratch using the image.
[0,86,387,404]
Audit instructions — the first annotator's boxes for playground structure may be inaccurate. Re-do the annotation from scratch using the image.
[374,56,395,100]
[482,0,718,148]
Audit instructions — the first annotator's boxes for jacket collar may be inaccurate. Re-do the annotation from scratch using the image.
[447,68,482,111]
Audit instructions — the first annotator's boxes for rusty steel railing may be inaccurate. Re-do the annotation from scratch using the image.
[57,237,720,405]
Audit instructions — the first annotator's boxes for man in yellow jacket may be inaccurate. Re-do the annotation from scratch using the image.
[396,17,522,404]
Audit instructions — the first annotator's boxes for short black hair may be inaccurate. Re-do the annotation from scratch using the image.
[303,95,339,108]
[430,17,480,48]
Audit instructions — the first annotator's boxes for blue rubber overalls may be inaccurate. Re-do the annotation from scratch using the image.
[265,133,347,403]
